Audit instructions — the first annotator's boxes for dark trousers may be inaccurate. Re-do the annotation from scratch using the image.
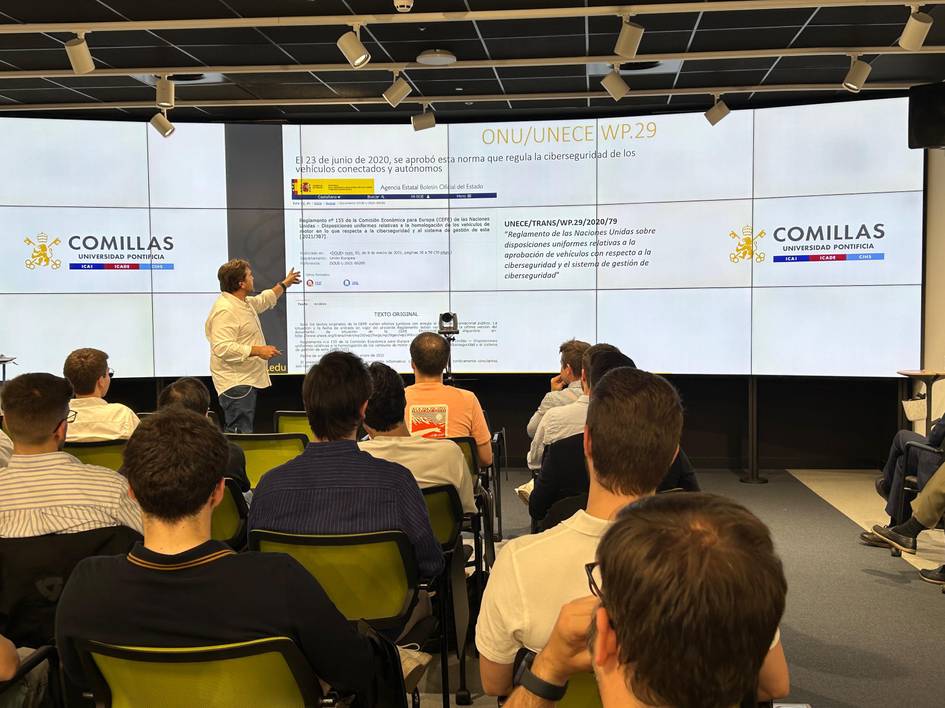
[219,385,257,433]
[883,429,926,524]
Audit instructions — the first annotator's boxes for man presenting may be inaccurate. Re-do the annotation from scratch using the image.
[205,259,300,432]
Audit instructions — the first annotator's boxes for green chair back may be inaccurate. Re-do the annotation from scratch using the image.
[210,478,248,549]
[558,672,603,708]
[77,637,324,708]
[249,530,418,631]
[448,436,480,480]
[422,485,463,549]
[225,433,308,487]
[273,411,314,442]
[64,440,126,471]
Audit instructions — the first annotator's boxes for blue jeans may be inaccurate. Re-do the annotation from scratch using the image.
[219,385,257,433]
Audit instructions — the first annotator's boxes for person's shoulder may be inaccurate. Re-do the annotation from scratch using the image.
[66,552,129,591]
[499,522,575,559]
[107,401,136,416]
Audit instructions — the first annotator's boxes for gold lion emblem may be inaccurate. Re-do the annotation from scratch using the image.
[24,233,62,270]
[729,225,765,263]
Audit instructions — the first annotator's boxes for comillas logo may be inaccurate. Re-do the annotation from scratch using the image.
[24,233,62,270]
[772,223,885,242]
[728,225,765,264]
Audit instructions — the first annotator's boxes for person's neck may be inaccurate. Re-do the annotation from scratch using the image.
[313,431,358,443]
[76,393,100,400]
[373,422,411,438]
[12,439,60,456]
[232,289,248,301]
[584,476,649,520]
[142,514,212,555]
[414,373,443,385]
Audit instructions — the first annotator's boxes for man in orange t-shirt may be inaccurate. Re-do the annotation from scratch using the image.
[404,332,493,467]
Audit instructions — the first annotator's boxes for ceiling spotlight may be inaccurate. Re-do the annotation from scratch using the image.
[65,33,95,75]
[412,109,436,131]
[705,96,730,126]
[394,0,414,11]
[842,56,871,93]
[601,67,630,101]
[383,75,412,108]
[614,17,645,59]
[156,76,174,109]
[899,9,933,51]
[149,111,175,138]
[337,28,371,68]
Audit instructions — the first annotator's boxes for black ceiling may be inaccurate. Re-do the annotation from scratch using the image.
[0,0,943,124]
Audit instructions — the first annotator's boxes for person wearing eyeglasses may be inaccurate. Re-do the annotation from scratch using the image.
[0,373,142,537]
[504,493,789,708]
[62,348,139,442]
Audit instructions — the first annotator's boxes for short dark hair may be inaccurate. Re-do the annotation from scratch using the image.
[158,377,211,416]
[0,373,73,445]
[303,351,373,441]
[586,367,682,495]
[217,258,250,293]
[123,408,228,522]
[63,348,108,395]
[365,362,406,433]
[559,339,591,376]
[581,343,619,382]
[598,493,786,708]
[588,350,636,391]
[410,332,449,376]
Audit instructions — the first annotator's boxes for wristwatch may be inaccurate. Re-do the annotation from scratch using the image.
[280,279,292,289]
[513,652,568,701]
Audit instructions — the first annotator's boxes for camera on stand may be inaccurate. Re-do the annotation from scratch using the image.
[437,313,459,383]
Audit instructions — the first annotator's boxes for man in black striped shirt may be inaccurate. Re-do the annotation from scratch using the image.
[55,409,382,704]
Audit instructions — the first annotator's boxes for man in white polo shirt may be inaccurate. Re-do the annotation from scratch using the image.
[0,373,141,537]
[62,348,139,443]
[204,259,300,432]
[477,366,681,697]
[359,362,475,514]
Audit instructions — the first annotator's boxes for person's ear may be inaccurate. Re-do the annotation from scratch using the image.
[54,418,69,447]
[583,424,592,460]
[209,477,226,509]
[363,423,377,439]
[671,444,680,464]
[128,485,138,503]
[593,607,618,667]
[359,400,369,421]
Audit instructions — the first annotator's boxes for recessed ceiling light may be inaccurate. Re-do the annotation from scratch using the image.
[416,49,457,66]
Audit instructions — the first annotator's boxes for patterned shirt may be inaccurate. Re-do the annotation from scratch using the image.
[249,440,444,580]
[0,451,143,537]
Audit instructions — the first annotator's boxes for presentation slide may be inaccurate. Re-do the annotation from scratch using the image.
[0,97,923,379]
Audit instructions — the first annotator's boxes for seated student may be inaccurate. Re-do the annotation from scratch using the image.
[0,427,11,467]
[527,350,643,520]
[403,332,492,467]
[869,460,945,584]
[359,362,475,514]
[157,377,251,493]
[476,366,680,696]
[0,633,48,708]
[527,344,625,470]
[503,493,789,707]
[55,409,385,704]
[250,351,443,582]
[62,348,139,442]
[526,339,590,439]
[0,373,141,537]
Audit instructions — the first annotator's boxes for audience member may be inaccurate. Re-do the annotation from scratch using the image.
[404,332,492,467]
[157,377,251,493]
[249,352,443,582]
[0,633,47,708]
[871,418,945,528]
[476,366,678,696]
[359,362,475,514]
[869,460,945,584]
[504,493,789,707]
[527,346,632,470]
[62,348,139,442]
[0,373,141,537]
[0,428,11,468]
[526,339,590,439]
[55,408,386,704]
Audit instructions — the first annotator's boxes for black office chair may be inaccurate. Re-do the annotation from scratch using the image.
[889,441,945,558]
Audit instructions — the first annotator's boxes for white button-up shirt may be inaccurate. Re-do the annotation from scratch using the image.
[205,289,277,395]
[527,395,589,470]
[67,397,140,443]
[526,380,584,439]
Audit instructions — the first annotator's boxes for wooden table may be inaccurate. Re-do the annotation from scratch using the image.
[897,370,945,429]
